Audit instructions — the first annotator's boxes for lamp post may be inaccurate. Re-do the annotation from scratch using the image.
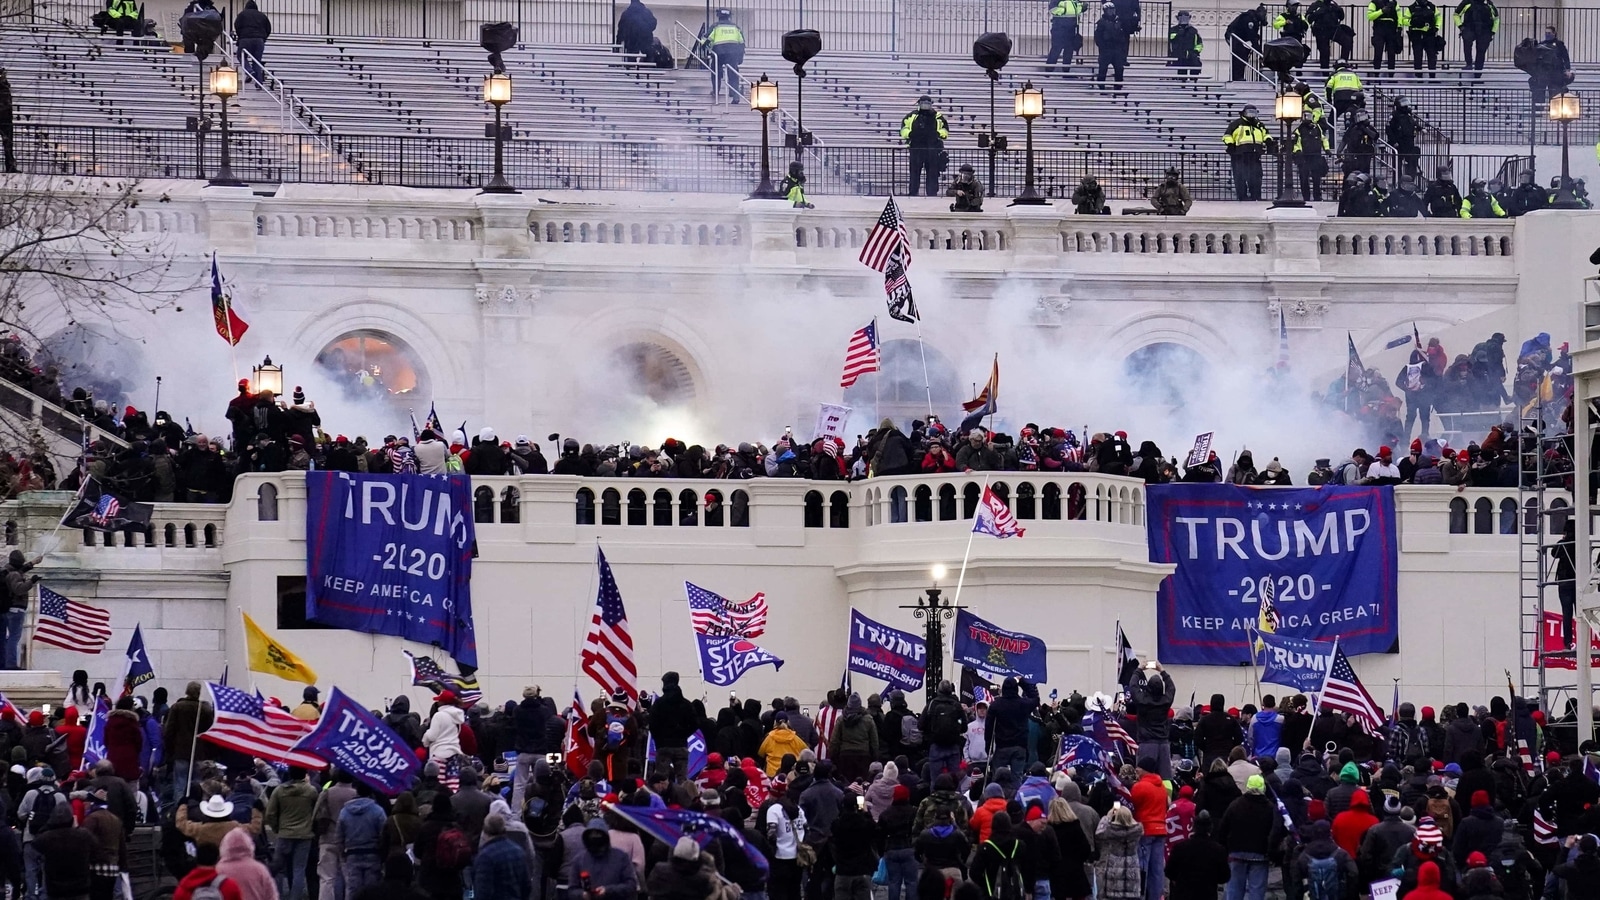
[1551,92,1584,209]
[1011,81,1047,205]
[899,564,967,696]
[749,74,783,199]
[252,356,283,396]
[480,73,518,194]
[207,64,245,187]
[1271,90,1304,208]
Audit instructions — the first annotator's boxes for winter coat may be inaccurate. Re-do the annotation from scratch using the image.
[414,438,449,474]
[103,709,143,780]
[1048,819,1094,898]
[1095,820,1144,899]
[1331,792,1378,857]
[1452,804,1502,863]
[1129,670,1175,740]
[162,696,215,764]
[423,705,465,761]
[648,685,698,748]
[1291,838,1358,899]
[829,709,879,759]
[233,1,271,40]
[972,833,1030,899]
[1195,704,1245,764]
[1166,832,1230,900]
[339,797,387,853]
[215,829,277,900]
[384,696,425,750]
[512,695,558,755]
[969,797,1008,843]
[986,678,1035,751]
[264,779,318,840]
[1217,793,1276,856]
[176,804,263,851]
[473,836,531,900]
[1196,769,1242,822]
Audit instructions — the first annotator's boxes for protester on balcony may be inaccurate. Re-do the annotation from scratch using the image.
[1224,4,1269,80]
[1071,175,1107,214]
[899,96,949,198]
[779,161,813,209]
[946,165,984,212]
[1094,3,1131,90]
[955,431,1002,473]
[233,0,271,84]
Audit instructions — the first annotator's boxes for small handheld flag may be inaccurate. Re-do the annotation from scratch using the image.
[973,485,1025,539]
[840,320,881,389]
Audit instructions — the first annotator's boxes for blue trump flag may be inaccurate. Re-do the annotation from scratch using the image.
[305,473,478,667]
[952,609,1048,683]
[1055,733,1108,772]
[1255,631,1336,694]
[696,634,784,686]
[687,729,709,778]
[606,802,770,875]
[847,609,927,693]
[1146,484,1398,666]
[81,696,110,767]
[290,686,419,796]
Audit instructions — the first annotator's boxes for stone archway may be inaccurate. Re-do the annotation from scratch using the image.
[313,330,430,404]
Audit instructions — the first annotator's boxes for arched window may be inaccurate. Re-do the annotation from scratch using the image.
[1068,483,1087,520]
[576,488,596,525]
[1448,497,1468,534]
[705,490,725,527]
[203,524,217,547]
[992,483,1010,508]
[679,489,699,526]
[313,330,430,404]
[731,490,750,527]
[914,485,933,522]
[163,523,177,547]
[889,486,908,524]
[474,486,496,523]
[1472,497,1493,534]
[627,489,647,526]
[653,489,674,526]
[184,523,197,548]
[501,487,520,524]
[257,483,279,521]
[1124,343,1209,406]
[804,491,825,528]
[963,483,980,519]
[938,485,958,521]
[829,491,850,528]
[1042,483,1061,520]
[1016,483,1036,519]
[1499,497,1518,535]
[601,488,621,525]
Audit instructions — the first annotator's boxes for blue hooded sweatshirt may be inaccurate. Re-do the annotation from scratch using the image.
[1250,709,1282,759]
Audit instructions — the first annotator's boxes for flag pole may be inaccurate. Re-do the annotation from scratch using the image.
[913,315,934,419]
[951,473,991,608]
[1246,622,1263,705]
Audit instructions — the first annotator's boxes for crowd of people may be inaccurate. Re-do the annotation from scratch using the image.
[7,660,1599,900]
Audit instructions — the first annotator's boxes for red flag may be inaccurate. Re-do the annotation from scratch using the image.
[211,255,249,346]
[565,690,594,778]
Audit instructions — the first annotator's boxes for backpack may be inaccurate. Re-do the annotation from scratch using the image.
[27,787,57,836]
[188,875,230,900]
[434,825,474,870]
[900,713,923,748]
[1306,855,1344,900]
[984,840,1027,900]
[926,699,965,746]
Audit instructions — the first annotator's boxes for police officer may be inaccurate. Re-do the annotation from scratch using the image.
[1424,166,1462,216]
[1404,0,1442,73]
[1151,167,1193,214]
[779,161,813,208]
[1047,0,1085,70]
[1384,176,1426,216]
[1508,170,1548,215]
[1223,104,1270,201]
[1292,109,1331,200]
[947,164,984,212]
[1385,96,1422,180]
[705,8,745,103]
[1308,0,1352,70]
[1461,178,1507,217]
[1167,10,1202,79]
[1368,0,1402,69]
[1337,171,1381,216]
[1276,1,1310,42]
[1224,4,1269,80]
[1094,2,1130,89]
[106,0,140,38]
[1454,0,1498,74]
[1338,107,1379,175]
[1325,62,1363,123]
[1529,26,1574,106]
[900,95,949,197]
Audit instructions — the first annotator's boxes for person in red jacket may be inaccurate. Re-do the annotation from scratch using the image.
[175,843,245,900]
[1331,787,1379,858]
[103,697,143,781]
[1166,784,1198,852]
[54,708,86,774]
[1131,757,1169,900]
[921,439,958,473]
[1401,860,1453,900]
[969,782,1009,843]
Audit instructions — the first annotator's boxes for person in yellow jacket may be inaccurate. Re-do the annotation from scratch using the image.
[1291,110,1332,200]
[1403,0,1444,73]
[1461,178,1507,217]
[900,95,949,197]
[1454,0,1499,74]
[778,160,814,208]
[1325,63,1363,122]
[1047,0,1084,70]
[705,8,744,103]
[105,0,140,39]
[1223,104,1271,201]
[758,712,810,776]
[1368,0,1402,69]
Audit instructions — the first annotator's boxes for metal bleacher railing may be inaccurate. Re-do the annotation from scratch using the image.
[10,122,1529,201]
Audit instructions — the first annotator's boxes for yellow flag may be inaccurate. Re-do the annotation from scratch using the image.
[243,612,318,685]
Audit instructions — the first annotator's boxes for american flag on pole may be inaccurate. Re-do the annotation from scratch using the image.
[33,588,112,653]
[858,198,910,272]
[582,547,638,703]
[201,682,324,769]
[973,485,1025,539]
[686,583,768,638]
[1318,644,1385,735]
[839,320,882,388]
[1533,805,1558,844]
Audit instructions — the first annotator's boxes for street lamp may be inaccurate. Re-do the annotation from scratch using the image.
[252,356,283,397]
[1011,81,1048,205]
[1271,90,1304,208]
[207,64,245,186]
[481,72,518,194]
[900,566,967,696]
[1551,92,1584,209]
[749,75,783,199]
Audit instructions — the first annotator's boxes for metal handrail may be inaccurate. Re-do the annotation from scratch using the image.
[670,19,823,168]
[217,29,341,156]
[1239,50,1404,187]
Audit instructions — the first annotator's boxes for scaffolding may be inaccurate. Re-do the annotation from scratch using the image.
[1517,398,1573,714]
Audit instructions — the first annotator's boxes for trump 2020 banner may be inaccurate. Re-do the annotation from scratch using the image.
[848,609,927,693]
[305,473,478,667]
[290,686,419,796]
[1147,484,1398,666]
[1255,631,1335,694]
[953,609,1048,683]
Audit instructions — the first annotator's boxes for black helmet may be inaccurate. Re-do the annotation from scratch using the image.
[1242,104,1259,117]
[1164,166,1180,178]
[716,7,731,18]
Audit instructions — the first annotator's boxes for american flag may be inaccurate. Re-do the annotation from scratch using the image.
[1516,738,1538,775]
[1275,306,1290,371]
[87,494,119,528]
[1105,716,1140,757]
[686,582,768,638]
[403,651,483,706]
[202,682,324,769]
[858,198,910,272]
[839,320,881,389]
[439,754,462,793]
[582,547,637,702]
[883,247,920,324]
[1533,804,1558,844]
[1318,646,1385,735]
[815,701,839,761]
[1584,756,1600,784]
[33,587,112,653]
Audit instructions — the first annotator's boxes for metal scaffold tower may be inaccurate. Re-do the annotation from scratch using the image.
[1518,395,1573,712]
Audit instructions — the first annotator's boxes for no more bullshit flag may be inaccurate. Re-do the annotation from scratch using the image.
[847,609,926,693]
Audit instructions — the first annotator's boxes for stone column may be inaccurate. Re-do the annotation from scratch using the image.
[476,196,532,260]
[741,199,800,267]
[199,186,260,255]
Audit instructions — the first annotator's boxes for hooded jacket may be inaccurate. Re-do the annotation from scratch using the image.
[339,797,387,853]
[423,705,465,761]
[1331,789,1378,857]
[216,828,277,900]
[103,707,143,780]
[1406,860,1454,900]
[1444,714,1484,763]
[1195,696,1244,763]
[265,777,318,840]
[383,696,425,749]
[1249,709,1283,758]
[1216,791,1275,855]
[829,698,879,759]
[986,678,1035,751]
[649,674,699,748]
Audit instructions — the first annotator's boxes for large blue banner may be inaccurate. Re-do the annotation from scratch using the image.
[1255,631,1336,693]
[305,473,478,666]
[848,609,927,693]
[290,686,419,796]
[696,635,785,686]
[1147,485,1398,666]
[953,609,1048,683]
